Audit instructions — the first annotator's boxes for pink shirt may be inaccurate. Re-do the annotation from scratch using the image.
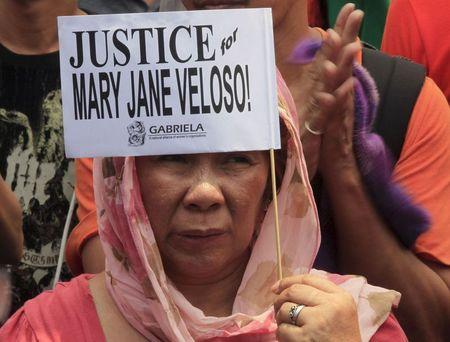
[0,275,406,341]
[0,275,105,342]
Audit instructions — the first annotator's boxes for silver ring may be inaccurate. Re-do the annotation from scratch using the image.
[288,304,305,325]
[304,121,324,135]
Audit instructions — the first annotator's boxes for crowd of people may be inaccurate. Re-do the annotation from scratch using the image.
[0,0,449,341]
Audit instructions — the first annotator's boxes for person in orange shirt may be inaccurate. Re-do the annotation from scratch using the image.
[67,1,450,340]
[382,0,450,102]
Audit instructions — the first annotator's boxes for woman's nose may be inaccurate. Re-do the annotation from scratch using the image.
[183,181,225,211]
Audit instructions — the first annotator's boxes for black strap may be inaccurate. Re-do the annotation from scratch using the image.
[362,47,426,162]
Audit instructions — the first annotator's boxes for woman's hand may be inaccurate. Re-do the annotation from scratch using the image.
[316,7,364,179]
[294,4,363,179]
[272,275,361,342]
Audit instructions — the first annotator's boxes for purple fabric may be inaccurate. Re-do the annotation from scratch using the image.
[352,64,430,247]
[289,38,323,64]
[290,39,430,258]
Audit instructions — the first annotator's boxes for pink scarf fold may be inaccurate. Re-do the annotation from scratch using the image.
[93,71,400,341]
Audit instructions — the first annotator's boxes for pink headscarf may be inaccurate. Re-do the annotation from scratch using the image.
[93,71,400,341]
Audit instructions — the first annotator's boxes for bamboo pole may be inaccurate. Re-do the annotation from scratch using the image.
[269,149,283,280]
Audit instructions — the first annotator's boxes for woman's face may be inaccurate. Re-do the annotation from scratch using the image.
[181,0,291,27]
[136,152,269,283]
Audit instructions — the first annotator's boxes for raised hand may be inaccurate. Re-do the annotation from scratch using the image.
[314,5,364,177]
[292,3,363,179]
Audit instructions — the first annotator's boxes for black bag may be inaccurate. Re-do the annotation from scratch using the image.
[362,47,426,162]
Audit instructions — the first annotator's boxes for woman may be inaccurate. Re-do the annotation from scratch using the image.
[0,65,406,340]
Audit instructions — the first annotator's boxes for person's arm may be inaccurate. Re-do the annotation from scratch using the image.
[0,176,23,264]
[320,78,450,341]
[81,234,104,274]
[65,158,104,275]
[322,164,450,341]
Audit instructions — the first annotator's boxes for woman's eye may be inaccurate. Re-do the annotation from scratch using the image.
[158,155,187,163]
[225,155,252,165]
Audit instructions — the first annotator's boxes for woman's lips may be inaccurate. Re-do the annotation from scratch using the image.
[172,229,228,249]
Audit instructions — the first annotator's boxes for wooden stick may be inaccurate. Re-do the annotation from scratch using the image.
[270,149,283,280]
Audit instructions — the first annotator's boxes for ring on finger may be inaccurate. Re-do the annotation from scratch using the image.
[288,304,306,325]
[305,121,324,135]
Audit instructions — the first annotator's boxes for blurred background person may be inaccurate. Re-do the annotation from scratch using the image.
[0,0,80,317]
[382,0,450,102]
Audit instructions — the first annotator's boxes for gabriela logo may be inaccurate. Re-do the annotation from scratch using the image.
[127,121,146,146]
[127,121,206,146]
[149,123,204,135]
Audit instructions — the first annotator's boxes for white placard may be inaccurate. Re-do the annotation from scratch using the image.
[58,9,280,157]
